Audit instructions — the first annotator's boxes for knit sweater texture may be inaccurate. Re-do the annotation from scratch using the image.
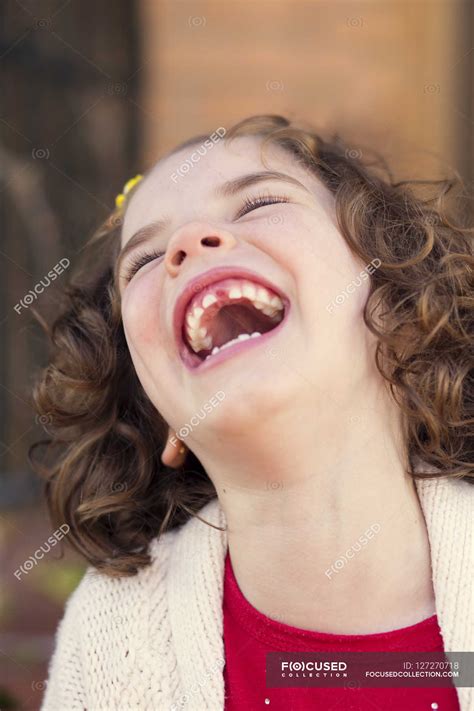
[41,475,473,711]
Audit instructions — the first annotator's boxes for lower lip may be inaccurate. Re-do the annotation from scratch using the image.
[180,302,290,373]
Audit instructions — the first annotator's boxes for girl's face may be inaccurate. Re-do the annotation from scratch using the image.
[119,136,374,446]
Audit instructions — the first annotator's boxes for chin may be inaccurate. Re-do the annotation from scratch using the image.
[196,358,300,438]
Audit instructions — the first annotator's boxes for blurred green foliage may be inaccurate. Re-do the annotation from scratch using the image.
[30,562,86,605]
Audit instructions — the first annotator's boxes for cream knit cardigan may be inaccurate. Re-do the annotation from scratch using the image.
[41,476,473,711]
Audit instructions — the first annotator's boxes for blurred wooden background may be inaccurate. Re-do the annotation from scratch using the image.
[0,0,472,708]
[139,0,473,185]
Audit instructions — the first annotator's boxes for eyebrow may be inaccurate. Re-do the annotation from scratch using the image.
[215,170,311,198]
[117,170,312,270]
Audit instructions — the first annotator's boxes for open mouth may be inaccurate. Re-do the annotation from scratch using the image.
[176,270,288,368]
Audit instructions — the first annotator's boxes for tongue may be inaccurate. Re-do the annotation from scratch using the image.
[207,303,276,349]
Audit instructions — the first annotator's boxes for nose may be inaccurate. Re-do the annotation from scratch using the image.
[164,222,238,277]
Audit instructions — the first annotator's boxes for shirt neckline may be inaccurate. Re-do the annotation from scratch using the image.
[224,549,442,651]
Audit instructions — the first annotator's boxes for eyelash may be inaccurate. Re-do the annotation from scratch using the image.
[123,193,291,282]
[234,192,290,219]
[125,248,165,282]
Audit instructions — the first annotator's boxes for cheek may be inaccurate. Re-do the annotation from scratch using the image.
[122,280,159,350]
[261,210,364,312]
[120,276,175,398]
[121,285,179,422]
[257,206,317,258]
[272,212,372,359]
[293,213,370,310]
[256,206,343,274]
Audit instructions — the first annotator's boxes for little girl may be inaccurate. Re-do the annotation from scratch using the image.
[33,114,472,710]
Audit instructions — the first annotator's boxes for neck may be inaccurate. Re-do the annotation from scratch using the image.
[195,380,435,634]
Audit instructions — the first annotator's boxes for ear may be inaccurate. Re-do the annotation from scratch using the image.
[161,427,188,468]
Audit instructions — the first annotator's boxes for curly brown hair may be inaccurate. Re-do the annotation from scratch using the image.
[30,114,474,577]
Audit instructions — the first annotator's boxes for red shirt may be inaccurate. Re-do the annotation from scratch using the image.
[223,550,460,710]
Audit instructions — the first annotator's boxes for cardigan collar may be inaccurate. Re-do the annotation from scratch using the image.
[165,475,473,710]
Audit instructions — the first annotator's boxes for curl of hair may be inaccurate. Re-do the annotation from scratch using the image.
[30,114,474,577]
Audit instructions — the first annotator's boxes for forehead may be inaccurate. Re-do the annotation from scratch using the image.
[121,135,321,247]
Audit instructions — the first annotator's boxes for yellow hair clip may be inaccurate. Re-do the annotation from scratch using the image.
[115,174,144,209]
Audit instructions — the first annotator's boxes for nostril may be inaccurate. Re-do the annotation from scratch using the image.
[171,250,186,267]
[201,236,220,248]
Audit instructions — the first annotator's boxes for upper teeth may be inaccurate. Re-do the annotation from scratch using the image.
[184,279,283,355]
[202,294,217,308]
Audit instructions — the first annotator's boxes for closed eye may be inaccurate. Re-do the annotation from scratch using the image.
[235,193,291,219]
[123,249,165,282]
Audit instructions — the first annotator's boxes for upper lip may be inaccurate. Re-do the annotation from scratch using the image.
[173,265,288,356]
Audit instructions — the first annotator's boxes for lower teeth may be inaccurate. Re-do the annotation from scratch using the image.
[205,332,261,359]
